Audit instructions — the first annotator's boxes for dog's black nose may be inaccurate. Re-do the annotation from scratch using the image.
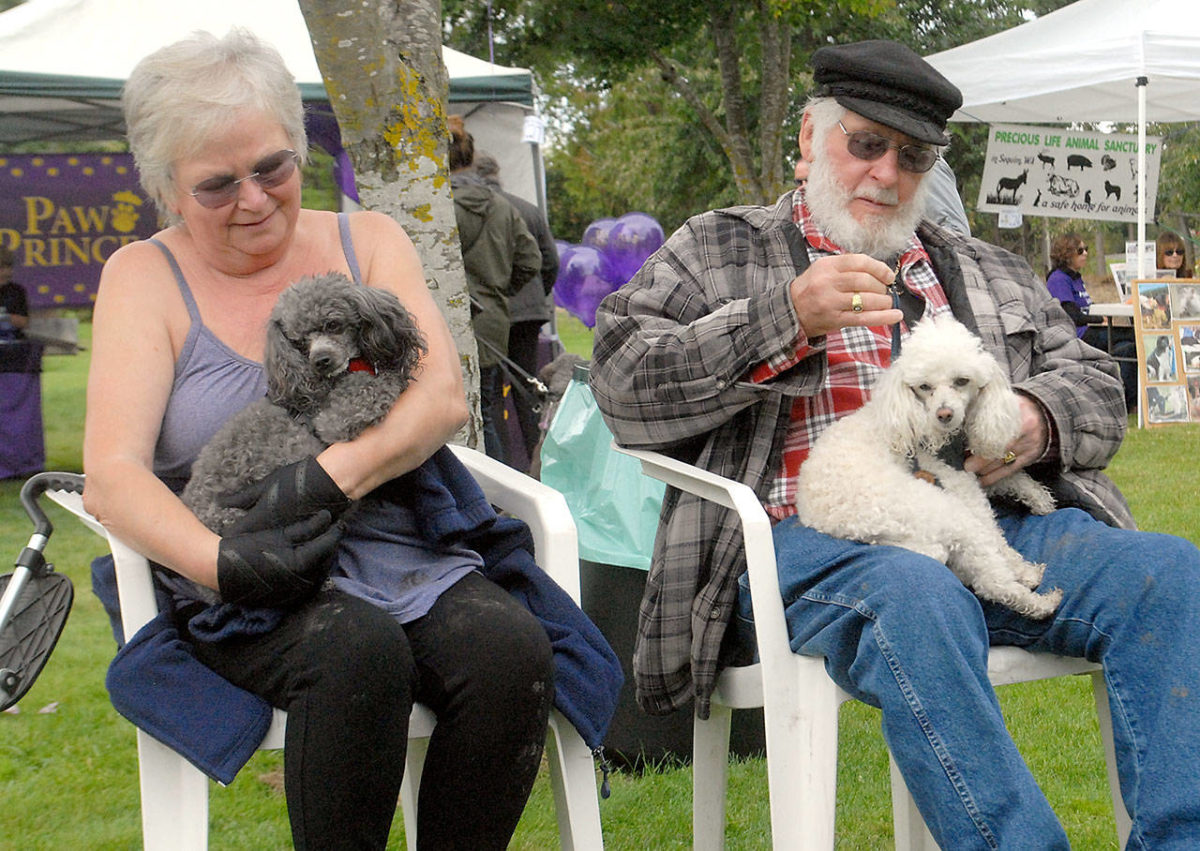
[312,352,337,373]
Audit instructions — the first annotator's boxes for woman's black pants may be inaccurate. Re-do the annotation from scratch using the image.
[184,571,554,850]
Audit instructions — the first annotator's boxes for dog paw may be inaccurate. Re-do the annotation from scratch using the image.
[1018,586,1063,619]
[1014,560,1046,589]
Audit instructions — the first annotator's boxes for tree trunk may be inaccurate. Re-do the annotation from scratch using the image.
[299,0,482,449]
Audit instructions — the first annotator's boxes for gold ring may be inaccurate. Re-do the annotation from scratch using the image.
[1002,451,1017,465]
[850,292,864,313]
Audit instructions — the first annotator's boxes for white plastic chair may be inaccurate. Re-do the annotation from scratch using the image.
[614,444,1131,850]
[45,444,604,851]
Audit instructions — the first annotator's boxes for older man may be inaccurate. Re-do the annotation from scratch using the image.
[591,39,1200,848]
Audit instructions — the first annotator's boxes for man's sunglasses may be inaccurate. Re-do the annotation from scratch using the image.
[837,122,939,174]
[188,149,299,209]
[1164,249,1185,257]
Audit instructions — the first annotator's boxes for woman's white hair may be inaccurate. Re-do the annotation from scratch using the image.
[122,28,308,223]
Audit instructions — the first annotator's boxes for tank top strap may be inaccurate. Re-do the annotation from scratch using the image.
[149,238,202,324]
[338,212,364,284]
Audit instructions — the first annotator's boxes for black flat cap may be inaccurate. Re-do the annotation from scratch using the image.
[812,40,962,145]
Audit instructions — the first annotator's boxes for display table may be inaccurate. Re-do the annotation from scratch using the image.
[0,339,45,479]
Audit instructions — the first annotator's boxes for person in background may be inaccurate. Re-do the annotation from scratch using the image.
[448,118,541,465]
[1046,233,1100,337]
[474,152,560,470]
[0,245,30,338]
[591,38,1200,847]
[1046,234,1137,410]
[925,155,971,236]
[84,30,555,849]
[1157,231,1187,277]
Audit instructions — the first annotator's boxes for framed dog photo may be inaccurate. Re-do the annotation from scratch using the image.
[1133,278,1200,426]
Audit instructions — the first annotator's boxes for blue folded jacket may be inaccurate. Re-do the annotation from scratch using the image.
[92,446,623,782]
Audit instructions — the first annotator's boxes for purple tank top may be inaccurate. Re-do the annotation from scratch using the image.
[152,213,363,491]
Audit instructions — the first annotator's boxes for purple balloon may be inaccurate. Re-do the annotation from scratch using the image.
[606,212,665,285]
[554,245,619,327]
[582,218,618,251]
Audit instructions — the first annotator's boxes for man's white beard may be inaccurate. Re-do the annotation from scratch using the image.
[805,151,931,261]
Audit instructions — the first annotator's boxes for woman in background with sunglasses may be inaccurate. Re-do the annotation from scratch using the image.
[82,28,556,850]
[1157,230,1187,277]
[1045,233,1137,410]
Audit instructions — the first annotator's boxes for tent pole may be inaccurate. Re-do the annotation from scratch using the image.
[1137,76,1148,279]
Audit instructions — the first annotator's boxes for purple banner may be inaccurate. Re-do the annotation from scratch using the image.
[0,153,160,311]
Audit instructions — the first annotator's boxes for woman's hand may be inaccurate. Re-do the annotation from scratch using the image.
[220,456,351,535]
[216,511,342,607]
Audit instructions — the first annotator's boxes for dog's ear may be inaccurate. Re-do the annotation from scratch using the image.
[264,317,325,414]
[869,364,927,456]
[964,357,1021,458]
[353,286,428,379]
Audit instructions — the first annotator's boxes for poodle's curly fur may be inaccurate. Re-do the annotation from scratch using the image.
[181,272,426,535]
[795,315,1062,619]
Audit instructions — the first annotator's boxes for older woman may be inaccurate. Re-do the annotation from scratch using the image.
[83,29,554,850]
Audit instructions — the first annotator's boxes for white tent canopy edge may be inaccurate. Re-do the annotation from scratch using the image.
[0,0,544,208]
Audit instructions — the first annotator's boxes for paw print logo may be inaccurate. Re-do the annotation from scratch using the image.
[111,190,144,233]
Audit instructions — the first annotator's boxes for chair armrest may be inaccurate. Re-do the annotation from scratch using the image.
[449,444,582,605]
[44,483,161,637]
[609,445,796,681]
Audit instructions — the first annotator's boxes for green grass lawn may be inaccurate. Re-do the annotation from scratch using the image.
[2,319,1197,848]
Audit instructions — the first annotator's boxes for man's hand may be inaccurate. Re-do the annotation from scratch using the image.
[789,254,903,339]
[221,457,350,536]
[217,511,342,607]
[964,395,1050,487]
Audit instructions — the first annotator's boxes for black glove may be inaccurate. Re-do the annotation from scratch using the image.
[217,511,342,607]
[221,456,351,536]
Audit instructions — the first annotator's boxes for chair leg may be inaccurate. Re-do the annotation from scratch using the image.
[400,735,429,851]
[137,730,209,851]
[763,656,842,850]
[545,710,604,850]
[889,752,939,851]
[1090,670,1132,846]
[692,701,734,850]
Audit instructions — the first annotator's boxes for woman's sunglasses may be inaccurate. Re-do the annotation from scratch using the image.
[188,149,299,209]
[1076,247,1088,255]
[1164,249,1185,257]
[837,122,939,174]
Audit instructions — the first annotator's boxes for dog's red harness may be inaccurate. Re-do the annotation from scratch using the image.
[348,357,376,375]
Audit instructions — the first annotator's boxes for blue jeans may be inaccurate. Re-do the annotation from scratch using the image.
[737,507,1200,849]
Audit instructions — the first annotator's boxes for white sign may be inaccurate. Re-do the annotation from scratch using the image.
[977,124,1161,223]
[522,115,546,146]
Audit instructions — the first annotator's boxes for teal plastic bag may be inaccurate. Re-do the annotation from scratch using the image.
[539,372,664,570]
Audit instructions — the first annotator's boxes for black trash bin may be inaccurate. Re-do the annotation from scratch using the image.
[541,367,764,769]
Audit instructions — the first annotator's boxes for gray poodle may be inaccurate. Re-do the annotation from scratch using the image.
[181,272,426,535]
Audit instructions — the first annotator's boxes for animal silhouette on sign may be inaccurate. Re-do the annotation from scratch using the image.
[1037,151,1055,170]
[996,170,1027,204]
[1047,173,1080,198]
[1105,180,1121,202]
[1101,154,1116,171]
[1033,189,1042,207]
[1084,190,1092,205]
[1067,154,1093,171]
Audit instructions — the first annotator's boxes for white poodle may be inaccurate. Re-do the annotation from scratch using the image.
[795,315,1062,619]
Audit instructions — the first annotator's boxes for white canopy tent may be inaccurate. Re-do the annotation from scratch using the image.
[926,0,1200,276]
[0,0,544,207]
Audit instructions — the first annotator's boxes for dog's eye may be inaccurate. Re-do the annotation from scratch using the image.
[322,319,344,335]
[953,377,970,388]
[918,383,933,393]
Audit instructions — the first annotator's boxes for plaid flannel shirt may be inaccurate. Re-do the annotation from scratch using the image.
[590,191,1132,719]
